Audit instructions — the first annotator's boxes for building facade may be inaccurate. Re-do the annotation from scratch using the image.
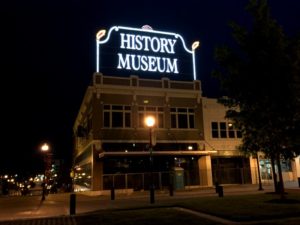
[73,73,299,191]
[72,26,299,192]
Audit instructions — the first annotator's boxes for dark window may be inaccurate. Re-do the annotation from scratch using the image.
[220,122,227,138]
[104,112,110,127]
[112,112,123,127]
[171,114,177,128]
[125,113,131,127]
[211,122,219,138]
[171,107,195,129]
[158,114,164,128]
[178,114,188,128]
[138,113,144,128]
[112,105,122,110]
[103,105,131,128]
[228,124,235,138]
[189,115,195,128]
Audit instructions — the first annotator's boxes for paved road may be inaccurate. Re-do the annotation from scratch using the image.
[0,182,298,223]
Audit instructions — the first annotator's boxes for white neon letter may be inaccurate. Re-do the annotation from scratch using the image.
[120,33,134,49]
[135,35,143,50]
[131,54,141,70]
[117,53,131,70]
[141,55,148,71]
[151,37,160,52]
[166,58,178,73]
[157,57,166,72]
[160,38,168,53]
[168,39,177,54]
[142,36,151,51]
[148,56,157,72]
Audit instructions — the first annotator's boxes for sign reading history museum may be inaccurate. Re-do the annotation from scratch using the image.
[96,25,199,81]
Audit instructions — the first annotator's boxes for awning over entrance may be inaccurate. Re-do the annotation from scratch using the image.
[99,150,217,158]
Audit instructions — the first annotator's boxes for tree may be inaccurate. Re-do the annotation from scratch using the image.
[213,0,300,199]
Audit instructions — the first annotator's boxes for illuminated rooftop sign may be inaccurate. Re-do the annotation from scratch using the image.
[96,26,200,80]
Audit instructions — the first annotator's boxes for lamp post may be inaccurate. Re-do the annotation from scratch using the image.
[41,143,51,200]
[145,116,155,204]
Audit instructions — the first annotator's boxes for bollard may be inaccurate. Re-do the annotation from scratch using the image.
[41,183,46,201]
[218,186,224,197]
[215,182,219,193]
[70,193,76,215]
[169,183,174,197]
[150,185,155,204]
[111,186,115,200]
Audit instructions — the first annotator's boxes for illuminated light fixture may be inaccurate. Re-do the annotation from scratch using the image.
[192,41,200,50]
[125,150,128,153]
[228,123,233,127]
[75,167,82,171]
[188,145,193,150]
[96,29,106,40]
[96,26,200,80]
[143,100,149,104]
[41,143,50,152]
[145,116,155,128]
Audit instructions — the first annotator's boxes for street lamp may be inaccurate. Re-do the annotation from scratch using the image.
[41,143,51,200]
[145,115,155,204]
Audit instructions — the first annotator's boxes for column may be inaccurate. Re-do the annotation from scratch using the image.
[198,155,213,187]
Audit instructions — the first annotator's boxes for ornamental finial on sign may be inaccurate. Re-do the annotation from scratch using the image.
[96,30,106,40]
[142,25,153,30]
[192,41,200,50]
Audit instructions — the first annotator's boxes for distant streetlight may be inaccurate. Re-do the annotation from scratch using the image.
[41,143,51,200]
[145,115,155,204]
[41,143,49,152]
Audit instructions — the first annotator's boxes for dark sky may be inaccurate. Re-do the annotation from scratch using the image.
[1,0,299,176]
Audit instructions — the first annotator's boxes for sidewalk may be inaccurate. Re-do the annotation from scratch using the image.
[0,182,299,224]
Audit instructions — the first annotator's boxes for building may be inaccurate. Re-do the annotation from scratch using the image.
[72,26,300,192]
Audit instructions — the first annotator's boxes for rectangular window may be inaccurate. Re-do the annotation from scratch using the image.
[211,121,242,139]
[178,114,188,128]
[158,114,164,128]
[104,111,110,127]
[170,107,195,129]
[189,115,195,129]
[138,106,164,128]
[220,122,227,138]
[211,122,219,138]
[125,113,131,127]
[171,114,177,128]
[112,112,123,127]
[103,105,131,128]
[228,124,235,138]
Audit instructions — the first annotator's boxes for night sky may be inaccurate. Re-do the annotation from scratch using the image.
[2,0,299,176]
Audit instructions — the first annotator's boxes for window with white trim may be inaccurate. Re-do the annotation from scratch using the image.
[138,106,164,128]
[103,105,131,128]
[171,107,195,129]
[211,122,242,138]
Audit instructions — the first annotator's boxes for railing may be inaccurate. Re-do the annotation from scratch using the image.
[103,172,172,191]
